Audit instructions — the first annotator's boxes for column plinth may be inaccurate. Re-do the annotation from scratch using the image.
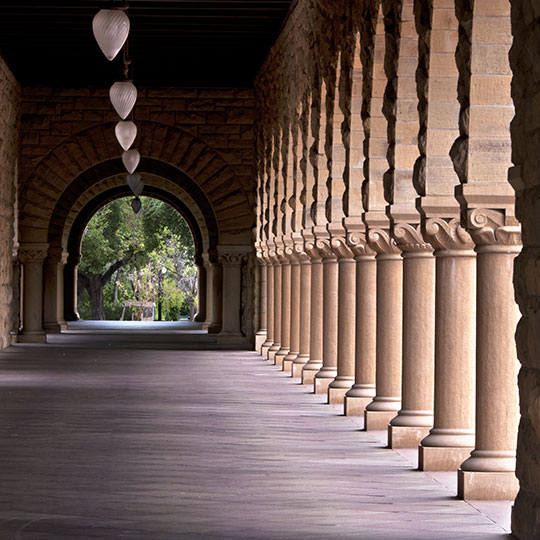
[388,223,435,447]
[344,233,377,416]
[18,243,49,343]
[364,229,403,430]
[327,236,356,405]
[457,210,521,499]
[313,234,338,394]
[301,234,323,384]
[419,218,476,470]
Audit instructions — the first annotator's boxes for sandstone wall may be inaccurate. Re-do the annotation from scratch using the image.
[509,1,540,536]
[0,58,20,349]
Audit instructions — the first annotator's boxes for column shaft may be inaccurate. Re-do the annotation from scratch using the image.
[194,264,207,323]
[275,263,291,366]
[328,257,356,404]
[255,262,268,352]
[345,253,377,415]
[389,249,435,448]
[262,261,274,358]
[419,249,476,470]
[314,258,338,394]
[364,254,403,430]
[64,261,80,322]
[458,244,520,499]
[302,259,323,384]
[292,261,311,378]
[283,261,300,373]
[268,263,282,362]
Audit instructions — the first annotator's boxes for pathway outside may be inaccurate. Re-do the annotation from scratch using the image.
[0,323,513,539]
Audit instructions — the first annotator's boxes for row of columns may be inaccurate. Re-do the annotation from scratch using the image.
[15,242,252,346]
[255,216,521,500]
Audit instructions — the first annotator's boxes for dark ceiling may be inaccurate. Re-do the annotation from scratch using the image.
[0,0,294,88]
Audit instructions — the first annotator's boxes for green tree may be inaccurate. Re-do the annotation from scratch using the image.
[78,197,195,320]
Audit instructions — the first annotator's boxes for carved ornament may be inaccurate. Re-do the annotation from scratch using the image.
[18,243,49,264]
[424,217,474,251]
[467,208,522,247]
[393,223,433,253]
[367,228,401,255]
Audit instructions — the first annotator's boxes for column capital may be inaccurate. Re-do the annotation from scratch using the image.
[217,245,251,266]
[301,229,321,262]
[424,217,474,251]
[202,249,219,267]
[466,208,522,248]
[18,243,49,264]
[367,227,401,255]
[291,233,310,263]
[393,222,434,254]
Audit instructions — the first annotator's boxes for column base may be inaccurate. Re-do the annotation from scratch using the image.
[217,333,249,346]
[457,469,519,500]
[194,312,206,322]
[291,361,308,378]
[314,368,337,394]
[207,323,222,334]
[261,341,272,358]
[274,348,289,367]
[388,425,431,449]
[344,396,372,416]
[44,321,67,333]
[328,386,349,405]
[255,331,267,353]
[302,363,321,385]
[364,410,396,431]
[18,331,47,344]
[282,359,294,374]
[268,345,280,362]
[419,445,474,471]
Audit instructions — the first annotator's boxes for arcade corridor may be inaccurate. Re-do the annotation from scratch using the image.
[0,327,510,540]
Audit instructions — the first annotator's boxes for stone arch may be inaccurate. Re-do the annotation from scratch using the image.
[20,121,254,246]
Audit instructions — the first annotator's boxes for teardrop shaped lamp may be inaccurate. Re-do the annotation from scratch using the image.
[127,173,144,197]
[110,81,137,120]
[115,121,137,151]
[92,9,130,61]
[122,149,140,174]
[131,197,142,216]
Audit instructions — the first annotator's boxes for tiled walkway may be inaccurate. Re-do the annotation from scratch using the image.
[0,327,513,539]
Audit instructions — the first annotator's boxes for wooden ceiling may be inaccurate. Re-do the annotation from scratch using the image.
[0,1,294,88]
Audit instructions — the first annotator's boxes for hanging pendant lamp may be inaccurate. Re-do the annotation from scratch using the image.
[92,9,130,61]
[110,81,137,119]
[131,197,142,216]
[122,149,140,174]
[127,173,144,197]
[115,121,137,151]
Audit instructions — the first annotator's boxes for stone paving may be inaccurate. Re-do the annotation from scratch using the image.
[0,327,513,539]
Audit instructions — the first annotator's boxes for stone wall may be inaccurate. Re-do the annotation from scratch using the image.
[509,1,540,536]
[0,58,20,349]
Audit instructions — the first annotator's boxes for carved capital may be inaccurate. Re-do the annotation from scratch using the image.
[424,217,474,251]
[291,238,310,263]
[330,236,355,260]
[466,208,522,247]
[346,231,375,258]
[315,237,337,260]
[393,223,433,253]
[367,228,401,255]
[219,251,249,266]
[18,243,49,264]
[202,250,219,267]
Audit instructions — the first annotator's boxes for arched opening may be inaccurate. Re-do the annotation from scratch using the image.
[76,196,197,324]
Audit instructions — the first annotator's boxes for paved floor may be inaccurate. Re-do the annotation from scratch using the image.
[0,326,513,539]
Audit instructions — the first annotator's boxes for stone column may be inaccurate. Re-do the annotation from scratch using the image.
[193,256,207,323]
[457,211,521,499]
[292,242,311,378]
[364,229,403,430]
[283,247,301,373]
[327,237,356,405]
[10,243,21,344]
[43,249,68,333]
[218,246,249,344]
[301,233,323,384]
[274,245,291,367]
[18,243,48,343]
[344,235,377,416]
[64,253,80,322]
[202,252,222,334]
[419,218,476,471]
[314,236,339,394]
[267,247,282,362]
[254,253,268,353]
[389,224,435,448]
[261,245,274,358]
